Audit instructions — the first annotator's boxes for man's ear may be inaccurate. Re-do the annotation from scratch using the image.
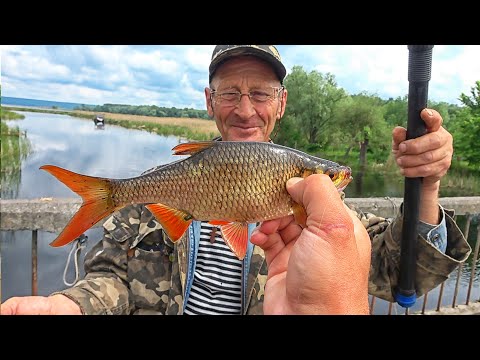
[205,87,214,118]
[277,88,287,119]
[276,102,283,120]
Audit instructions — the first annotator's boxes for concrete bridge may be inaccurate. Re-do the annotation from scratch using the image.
[2,197,480,233]
[1,196,480,315]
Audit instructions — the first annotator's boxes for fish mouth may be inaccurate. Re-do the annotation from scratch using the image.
[337,178,352,192]
[336,168,353,192]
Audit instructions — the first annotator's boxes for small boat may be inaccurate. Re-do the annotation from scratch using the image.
[93,114,105,125]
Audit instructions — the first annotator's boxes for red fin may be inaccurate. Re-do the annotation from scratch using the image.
[220,222,249,260]
[172,141,215,156]
[292,202,307,228]
[208,220,230,226]
[146,203,193,242]
[40,165,118,247]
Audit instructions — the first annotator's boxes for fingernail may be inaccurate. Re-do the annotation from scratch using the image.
[399,143,407,153]
[425,109,433,116]
[286,177,302,187]
[400,168,405,175]
[396,157,402,166]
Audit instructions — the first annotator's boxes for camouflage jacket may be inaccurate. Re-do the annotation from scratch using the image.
[53,202,471,315]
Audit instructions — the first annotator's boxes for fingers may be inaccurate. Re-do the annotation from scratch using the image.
[399,157,451,179]
[394,128,452,181]
[287,175,353,244]
[251,215,301,268]
[0,296,53,315]
[396,143,452,169]
[394,109,450,155]
[392,126,406,152]
[0,298,16,315]
[420,108,442,132]
[391,108,453,180]
[399,127,451,156]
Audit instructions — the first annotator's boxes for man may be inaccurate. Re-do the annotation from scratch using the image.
[0,45,471,315]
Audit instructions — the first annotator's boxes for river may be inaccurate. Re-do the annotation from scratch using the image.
[1,111,479,314]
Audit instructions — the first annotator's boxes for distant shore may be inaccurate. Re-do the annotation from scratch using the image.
[3,105,220,141]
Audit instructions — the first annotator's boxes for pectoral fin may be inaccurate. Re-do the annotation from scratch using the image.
[220,222,249,260]
[146,203,193,242]
[292,202,307,228]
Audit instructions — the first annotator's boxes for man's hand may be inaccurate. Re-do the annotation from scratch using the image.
[251,174,371,315]
[392,108,453,223]
[0,295,82,315]
[392,108,452,189]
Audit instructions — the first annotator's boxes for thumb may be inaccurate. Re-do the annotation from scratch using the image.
[286,174,352,243]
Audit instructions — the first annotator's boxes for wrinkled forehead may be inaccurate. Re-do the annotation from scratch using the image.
[210,56,280,88]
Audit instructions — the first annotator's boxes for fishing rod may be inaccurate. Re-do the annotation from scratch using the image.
[395,45,434,308]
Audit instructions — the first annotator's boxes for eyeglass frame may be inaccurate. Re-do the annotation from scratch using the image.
[209,86,285,107]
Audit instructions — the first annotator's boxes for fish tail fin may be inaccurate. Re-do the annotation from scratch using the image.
[40,165,119,247]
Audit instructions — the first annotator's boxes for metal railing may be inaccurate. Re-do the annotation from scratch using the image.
[1,197,479,314]
[368,213,480,315]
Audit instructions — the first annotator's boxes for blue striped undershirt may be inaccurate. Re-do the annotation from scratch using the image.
[184,222,243,315]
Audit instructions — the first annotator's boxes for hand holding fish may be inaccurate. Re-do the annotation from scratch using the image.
[392,108,453,224]
[250,174,371,315]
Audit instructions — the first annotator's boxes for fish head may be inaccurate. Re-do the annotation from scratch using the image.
[307,160,353,192]
[328,166,353,192]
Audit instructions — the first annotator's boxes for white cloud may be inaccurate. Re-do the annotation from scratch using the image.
[2,45,478,109]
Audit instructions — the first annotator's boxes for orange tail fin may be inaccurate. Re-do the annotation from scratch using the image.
[40,165,119,247]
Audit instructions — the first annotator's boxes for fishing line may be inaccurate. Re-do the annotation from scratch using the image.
[63,234,87,287]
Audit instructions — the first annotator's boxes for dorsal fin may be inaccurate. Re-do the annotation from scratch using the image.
[172,141,216,156]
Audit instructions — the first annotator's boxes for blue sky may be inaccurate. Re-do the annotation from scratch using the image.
[1,45,478,109]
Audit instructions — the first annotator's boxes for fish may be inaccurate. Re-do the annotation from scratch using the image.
[40,141,353,260]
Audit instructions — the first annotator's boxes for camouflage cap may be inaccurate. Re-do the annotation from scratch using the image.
[209,45,287,84]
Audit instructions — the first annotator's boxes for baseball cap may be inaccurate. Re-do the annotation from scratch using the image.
[209,45,287,84]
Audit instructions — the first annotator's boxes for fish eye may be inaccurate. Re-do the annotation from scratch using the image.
[328,172,337,180]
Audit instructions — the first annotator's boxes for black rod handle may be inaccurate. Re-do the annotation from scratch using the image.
[395,45,434,308]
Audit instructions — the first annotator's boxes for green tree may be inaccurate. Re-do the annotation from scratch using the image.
[383,96,407,127]
[335,93,390,168]
[282,66,347,146]
[450,81,480,168]
[459,80,480,115]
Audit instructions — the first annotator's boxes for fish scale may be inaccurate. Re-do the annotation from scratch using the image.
[40,140,352,259]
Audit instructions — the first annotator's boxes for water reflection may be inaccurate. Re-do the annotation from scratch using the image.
[1,123,32,199]
[3,112,184,199]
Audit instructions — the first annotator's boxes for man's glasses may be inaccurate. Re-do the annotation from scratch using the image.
[210,86,284,107]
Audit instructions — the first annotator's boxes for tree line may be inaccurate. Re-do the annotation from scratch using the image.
[275,67,479,172]
[76,103,211,120]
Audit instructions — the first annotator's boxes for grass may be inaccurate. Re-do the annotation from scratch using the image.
[1,109,26,121]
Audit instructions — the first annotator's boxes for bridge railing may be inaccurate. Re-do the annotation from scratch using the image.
[1,197,479,315]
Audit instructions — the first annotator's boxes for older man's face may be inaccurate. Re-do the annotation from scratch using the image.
[205,56,287,142]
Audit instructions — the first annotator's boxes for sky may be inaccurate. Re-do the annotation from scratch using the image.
[1,45,479,109]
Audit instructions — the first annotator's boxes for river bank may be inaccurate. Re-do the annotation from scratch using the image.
[3,106,220,141]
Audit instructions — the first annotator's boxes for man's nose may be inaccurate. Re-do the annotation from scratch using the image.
[234,94,256,119]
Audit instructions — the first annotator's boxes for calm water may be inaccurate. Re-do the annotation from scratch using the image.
[1,111,479,314]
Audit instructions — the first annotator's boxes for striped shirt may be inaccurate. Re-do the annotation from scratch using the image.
[184,222,243,315]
